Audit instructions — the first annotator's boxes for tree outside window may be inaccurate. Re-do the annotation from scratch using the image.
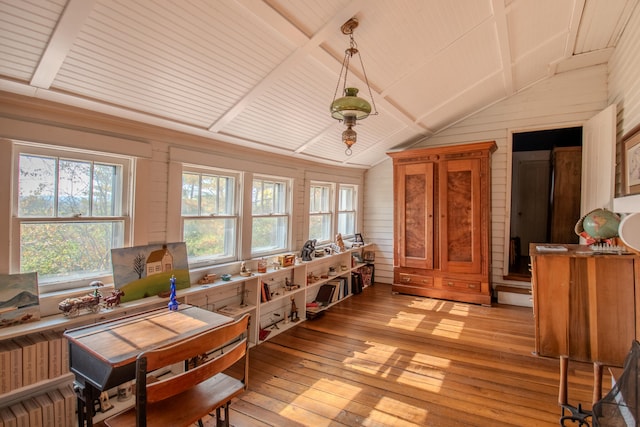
[181,169,237,265]
[338,184,357,237]
[309,182,333,243]
[252,177,289,255]
[16,147,130,289]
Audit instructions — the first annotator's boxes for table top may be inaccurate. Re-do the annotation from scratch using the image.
[64,305,232,368]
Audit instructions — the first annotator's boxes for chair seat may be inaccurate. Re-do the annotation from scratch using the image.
[104,373,245,427]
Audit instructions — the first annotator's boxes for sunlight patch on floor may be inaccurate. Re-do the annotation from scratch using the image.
[314,378,362,400]
[387,312,426,331]
[408,298,442,310]
[432,318,465,339]
[448,303,471,316]
[277,378,364,425]
[411,352,452,369]
[371,397,429,426]
[397,367,445,393]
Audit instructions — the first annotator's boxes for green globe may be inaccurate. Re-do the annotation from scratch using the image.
[582,209,621,239]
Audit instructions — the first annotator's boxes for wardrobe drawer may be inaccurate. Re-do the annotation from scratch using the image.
[398,273,434,287]
[441,278,481,293]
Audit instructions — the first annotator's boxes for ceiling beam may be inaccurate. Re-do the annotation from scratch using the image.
[30,0,96,89]
[492,0,514,96]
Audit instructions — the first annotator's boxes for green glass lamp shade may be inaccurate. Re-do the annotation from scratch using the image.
[330,87,371,120]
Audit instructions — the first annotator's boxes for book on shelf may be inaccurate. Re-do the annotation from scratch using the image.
[33,393,54,427]
[21,397,43,427]
[0,407,17,427]
[13,336,37,387]
[47,390,65,427]
[59,385,76,427]
[0,339,23,391]
[60,335,69,374]
[9,402,29,427]
[325,280,341,303]
[28,333,49,382]
[41,331,62,379]
[261,281,271,303]
[314,284,335,306]
[351,271,363,294]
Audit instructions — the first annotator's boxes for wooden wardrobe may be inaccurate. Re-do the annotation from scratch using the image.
[388,141,496,305]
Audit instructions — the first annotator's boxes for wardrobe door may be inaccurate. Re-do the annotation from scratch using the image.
[439,158,482,274]
[395,162,434,269]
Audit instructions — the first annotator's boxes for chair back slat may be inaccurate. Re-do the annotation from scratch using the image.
[142,313,249,372]
[134,313,249,423]
[147,336,246,403]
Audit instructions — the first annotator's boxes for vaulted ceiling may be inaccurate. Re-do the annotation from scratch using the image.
[0,0,637,168]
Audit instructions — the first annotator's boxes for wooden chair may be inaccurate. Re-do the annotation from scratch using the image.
[104,313,250,427]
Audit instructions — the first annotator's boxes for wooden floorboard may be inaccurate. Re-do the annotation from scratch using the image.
[204,283,596,427]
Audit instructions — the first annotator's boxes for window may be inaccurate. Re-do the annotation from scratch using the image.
[251,176,290,255]
[181,168,238,265]
[14,144,131,290]
[309,182,333,243]
[337,184,357,237]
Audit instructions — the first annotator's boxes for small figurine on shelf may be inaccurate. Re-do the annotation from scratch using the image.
[240,261,251,276]
[301,239,316,261]
[336,233,345,252]
[290,296,299,322]
[168,275,179,311]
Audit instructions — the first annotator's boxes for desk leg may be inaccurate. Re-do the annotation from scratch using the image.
[593,362,603,404]
[559,356,593,426]
[74,381,97,427]
[559,355,568,406]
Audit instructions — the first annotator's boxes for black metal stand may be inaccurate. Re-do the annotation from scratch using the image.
[560,403,592,426]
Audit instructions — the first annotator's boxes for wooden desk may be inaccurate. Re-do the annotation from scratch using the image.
[530,244,639,367]
[64,305,232,426]
[530,243,640,414]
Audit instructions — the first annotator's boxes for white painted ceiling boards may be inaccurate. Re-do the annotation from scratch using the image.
[0,0,637,167]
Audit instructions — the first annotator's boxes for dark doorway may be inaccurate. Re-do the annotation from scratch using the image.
[508,127,582,279]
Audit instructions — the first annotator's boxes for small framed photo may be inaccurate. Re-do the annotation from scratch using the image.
[624,126,640,195]
[355,233,364,244]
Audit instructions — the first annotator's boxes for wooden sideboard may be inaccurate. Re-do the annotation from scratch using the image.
[529,243,640,367]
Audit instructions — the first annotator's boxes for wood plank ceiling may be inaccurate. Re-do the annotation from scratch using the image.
[0,0,637,168]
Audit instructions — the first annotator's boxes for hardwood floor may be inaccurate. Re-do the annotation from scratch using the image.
[210,283,596,427]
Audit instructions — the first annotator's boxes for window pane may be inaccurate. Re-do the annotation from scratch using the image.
[93,163,119,216]
[58,159,91,217]
[339,186,354,210]
[253,179,285,214]
[219,176,232,215]
[181,172,200,216]
[338,212,355,235]
[252,216,288,252]
[200,175,218,215]
[310,185,330,212]
[309,213,331,242]
[184,218,236,261]
[21,221,123,282]
[18,154,56,217]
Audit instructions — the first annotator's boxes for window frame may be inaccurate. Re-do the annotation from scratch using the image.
[251,175,291,257]
[11,142,133,292]
[180,165,240,267]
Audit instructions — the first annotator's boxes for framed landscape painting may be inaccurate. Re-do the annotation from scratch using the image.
[624,126,640,195]
[0,272,40,328]
[111,242,190,303]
